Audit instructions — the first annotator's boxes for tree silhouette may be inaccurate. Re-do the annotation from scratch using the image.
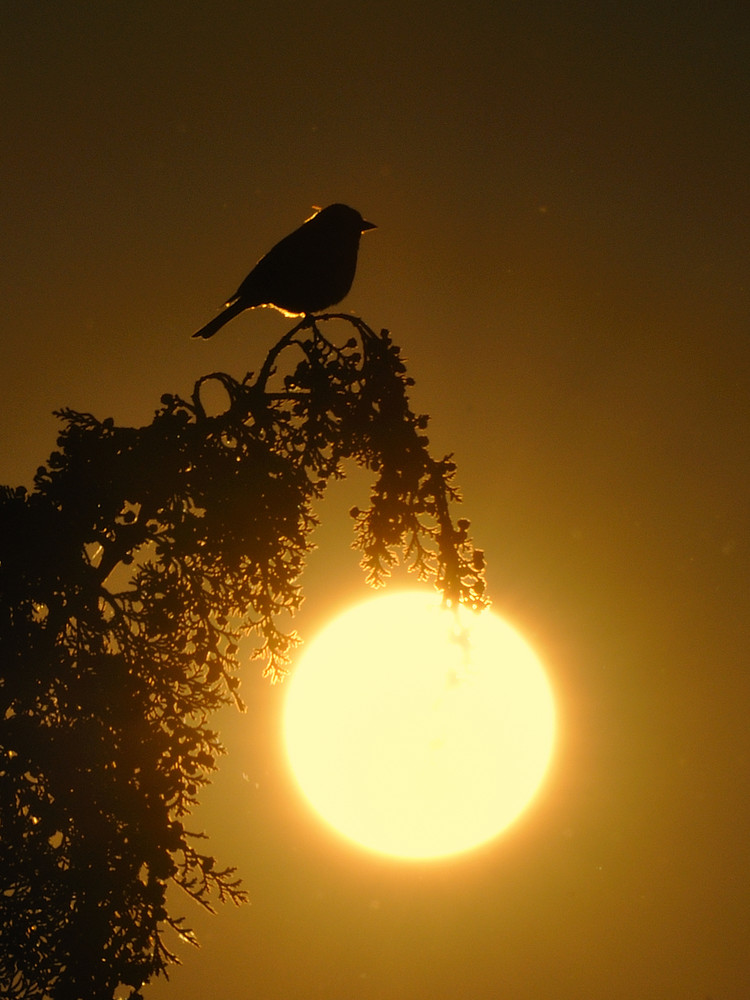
[0,315,486,999]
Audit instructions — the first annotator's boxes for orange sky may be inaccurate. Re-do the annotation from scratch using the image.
[2,3,749,998]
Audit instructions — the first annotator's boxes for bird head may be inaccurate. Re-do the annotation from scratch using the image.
[311,203,376,234]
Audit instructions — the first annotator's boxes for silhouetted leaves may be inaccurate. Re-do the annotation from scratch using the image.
[0,315,485,999]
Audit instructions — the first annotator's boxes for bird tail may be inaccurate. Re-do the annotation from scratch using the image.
[192,298,247,339]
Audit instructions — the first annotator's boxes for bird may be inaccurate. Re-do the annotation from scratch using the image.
[192,203,376,339]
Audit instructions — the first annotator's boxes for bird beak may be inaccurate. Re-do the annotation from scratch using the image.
[361,219,377,232]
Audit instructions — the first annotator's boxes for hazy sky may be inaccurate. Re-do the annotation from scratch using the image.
[3,2,750,998]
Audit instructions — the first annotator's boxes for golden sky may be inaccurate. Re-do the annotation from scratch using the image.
[2,2,749,998]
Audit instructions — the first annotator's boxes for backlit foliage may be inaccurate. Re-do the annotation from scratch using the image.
[0,315,485,999]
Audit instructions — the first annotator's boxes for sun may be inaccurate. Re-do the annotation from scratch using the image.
[282,590,556,861]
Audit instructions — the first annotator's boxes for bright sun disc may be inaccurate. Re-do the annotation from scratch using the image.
[283,591,556,860]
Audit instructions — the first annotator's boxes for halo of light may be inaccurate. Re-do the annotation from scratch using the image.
[283,591,556,860]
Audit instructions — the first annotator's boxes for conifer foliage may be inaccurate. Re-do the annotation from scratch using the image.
[0,315,485,998]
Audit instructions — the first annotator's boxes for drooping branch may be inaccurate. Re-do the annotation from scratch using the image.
[0,314,485,999]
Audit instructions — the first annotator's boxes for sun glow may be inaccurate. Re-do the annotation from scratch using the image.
[283,591,556,860]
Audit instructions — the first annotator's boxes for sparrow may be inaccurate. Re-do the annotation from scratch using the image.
[192,203,375,339]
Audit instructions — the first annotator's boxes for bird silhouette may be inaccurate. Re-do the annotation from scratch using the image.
[192,203,375,339]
